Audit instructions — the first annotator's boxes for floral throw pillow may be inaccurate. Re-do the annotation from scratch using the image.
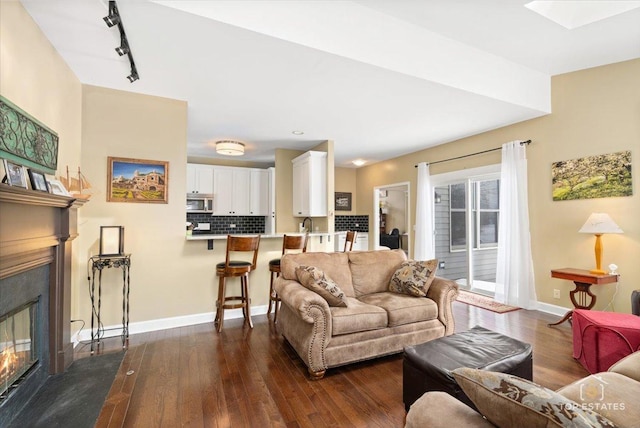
[389,259,438,297]
[452,368,617,428]
[295,265,347,307]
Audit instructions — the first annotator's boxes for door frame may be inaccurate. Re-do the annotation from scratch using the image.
[373,181,410,254]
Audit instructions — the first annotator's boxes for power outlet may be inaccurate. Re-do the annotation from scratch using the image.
[553,289,561,299]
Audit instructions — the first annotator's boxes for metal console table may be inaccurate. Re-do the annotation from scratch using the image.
[88,254,131,353]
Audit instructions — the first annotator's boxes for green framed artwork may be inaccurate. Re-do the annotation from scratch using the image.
[0,95,59,174]
[552,150,632,201]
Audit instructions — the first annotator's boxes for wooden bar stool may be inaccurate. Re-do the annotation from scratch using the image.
[214,235,261,332]
[344,230,357,252]
[268,233,308,322]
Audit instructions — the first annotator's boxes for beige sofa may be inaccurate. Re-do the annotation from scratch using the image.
[406,350,640,428]
[273,249,459,379]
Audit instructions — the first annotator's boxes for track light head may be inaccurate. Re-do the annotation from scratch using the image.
[103,14,120,27]
[115,44,130,56]
[127,72,139,83]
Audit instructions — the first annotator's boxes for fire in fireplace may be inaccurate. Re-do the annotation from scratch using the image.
[0,299,39,401]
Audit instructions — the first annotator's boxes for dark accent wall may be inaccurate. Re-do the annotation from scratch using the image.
[187,214,265,235]
[335,215,369,232]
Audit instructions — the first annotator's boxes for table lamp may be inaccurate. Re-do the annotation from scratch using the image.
[578,213,623,275]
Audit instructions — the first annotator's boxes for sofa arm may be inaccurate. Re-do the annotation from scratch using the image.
[426,277,459,336]
[274,278,332,324]
[406,391,494,428]
[608,350,640,382]
[274,277,333,378]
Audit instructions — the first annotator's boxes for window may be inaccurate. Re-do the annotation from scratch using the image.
[450,179,499,251]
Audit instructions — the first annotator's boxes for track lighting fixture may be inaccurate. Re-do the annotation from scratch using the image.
[103,1,139,83]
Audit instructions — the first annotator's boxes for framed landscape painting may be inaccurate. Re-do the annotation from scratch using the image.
[552,150,632,201]
[107,157,169,203]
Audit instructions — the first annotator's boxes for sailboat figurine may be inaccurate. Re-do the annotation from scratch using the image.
[61,166,92,199]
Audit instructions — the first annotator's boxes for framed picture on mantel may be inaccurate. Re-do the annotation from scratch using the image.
[335,192,352,211]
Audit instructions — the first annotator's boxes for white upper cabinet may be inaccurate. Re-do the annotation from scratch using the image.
[250,169,269,216]
[212,166,270,216]
[292,151,327,217]
[186,163,214,194]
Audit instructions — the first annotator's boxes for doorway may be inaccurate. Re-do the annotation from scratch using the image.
[373,182,410,255]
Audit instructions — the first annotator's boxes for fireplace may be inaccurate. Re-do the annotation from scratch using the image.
[0,186,85,426]
[1,299,40,400]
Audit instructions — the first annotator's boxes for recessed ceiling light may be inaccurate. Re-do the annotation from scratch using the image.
[292,130,304,135]
[524,0,640,30]
[352,159,366,167]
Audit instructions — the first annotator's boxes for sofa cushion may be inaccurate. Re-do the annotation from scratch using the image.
[348,250,407,297]
[452,368,617,428]
[358,292,438,327]
[556,372,640,427]
[330,297,388,336]
[281,252,355,297]
[295,266,347,307]
[389,259,438,297]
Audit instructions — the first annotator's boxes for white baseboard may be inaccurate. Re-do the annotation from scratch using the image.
[72,304,269,347]
[536,301,570,317]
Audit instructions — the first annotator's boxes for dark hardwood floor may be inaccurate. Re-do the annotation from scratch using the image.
[77,301,588,427]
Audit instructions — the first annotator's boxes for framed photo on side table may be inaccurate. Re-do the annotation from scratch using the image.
[28,168,49,192]
[2,159,28,188]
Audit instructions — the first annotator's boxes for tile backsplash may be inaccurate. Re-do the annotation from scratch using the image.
[335,215,369,232]
[187,214,265,235]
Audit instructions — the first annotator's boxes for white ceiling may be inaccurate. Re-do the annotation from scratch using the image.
[19,0,640,167]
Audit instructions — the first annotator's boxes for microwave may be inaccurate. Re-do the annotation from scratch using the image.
[186,193,214,213]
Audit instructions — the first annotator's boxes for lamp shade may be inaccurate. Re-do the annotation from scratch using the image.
[216,140,245,156]
[578,213,623,234]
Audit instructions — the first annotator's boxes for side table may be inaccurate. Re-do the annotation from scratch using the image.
[548,268,618,327]
[88,254,131,353]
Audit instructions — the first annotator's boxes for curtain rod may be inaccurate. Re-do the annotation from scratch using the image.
[414,140,531,168]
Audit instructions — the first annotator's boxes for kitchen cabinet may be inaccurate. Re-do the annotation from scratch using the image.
[250,169,269,215]
[213,166,271,215]
[213,167,249,215]
[292,151,327,217]
[265,168,276,233]
[186,163,214,194]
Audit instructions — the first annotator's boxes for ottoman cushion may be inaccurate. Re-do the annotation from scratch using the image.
[572,309,640,374]
[403,325,532,410]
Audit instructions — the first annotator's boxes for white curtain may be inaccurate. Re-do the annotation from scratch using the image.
[415,162,434,260]
[495,141,537,309]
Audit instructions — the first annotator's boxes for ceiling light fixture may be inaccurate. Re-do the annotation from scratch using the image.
[103,1,139,83]
[216,140,245,156]
[352,159,366,167]
[292,130,304,135]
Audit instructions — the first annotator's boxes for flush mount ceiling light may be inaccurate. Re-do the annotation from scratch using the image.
[525,0,640,29]
[352,159,366,167]
[216,140,245,156]
[103,0,139,83]
[292,130,304,135]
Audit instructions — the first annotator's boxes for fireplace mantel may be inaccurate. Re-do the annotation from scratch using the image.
[1,185,87,374]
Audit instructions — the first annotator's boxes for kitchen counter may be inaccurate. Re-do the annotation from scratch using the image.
[186,231,335,250]
[186,231,333,240]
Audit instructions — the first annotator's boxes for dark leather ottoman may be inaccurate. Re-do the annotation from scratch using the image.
[403,325,533,411]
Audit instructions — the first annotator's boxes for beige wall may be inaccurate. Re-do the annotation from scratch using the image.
[335,167,357,214]
[0,2,82,177]
[357,59,640,313]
